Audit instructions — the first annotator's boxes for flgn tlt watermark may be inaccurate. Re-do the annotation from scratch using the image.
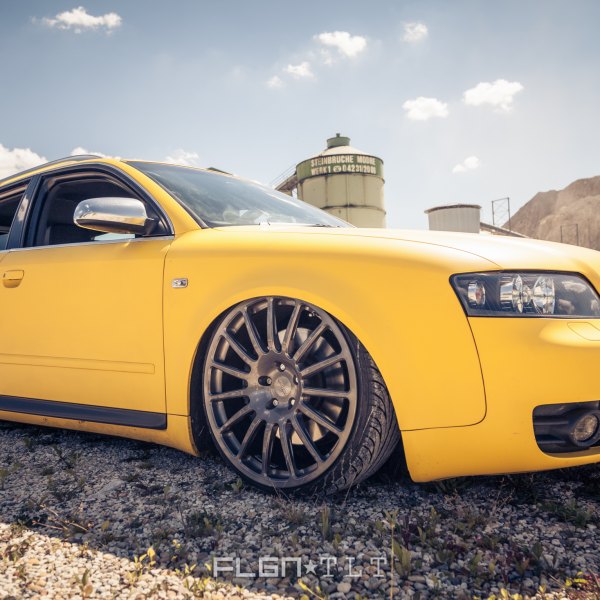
[213,555,387,579]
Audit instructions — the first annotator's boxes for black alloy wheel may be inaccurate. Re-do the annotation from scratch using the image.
[200,296,400,493]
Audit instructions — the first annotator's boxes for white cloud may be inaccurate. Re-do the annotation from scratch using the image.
[42,6,122,33]
[315,31,367,58]
[452,156,481,174]
[463,79,524,112]
[164,149,202,167]
[403,22,428,43]
[266,75,284,89]
[402,97,449,121]
[285,62,314,79]
[0,144,47,180]
[318,49,336,66]
[70,146,109,157]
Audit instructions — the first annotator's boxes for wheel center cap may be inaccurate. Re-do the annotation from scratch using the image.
[273,374,293,398]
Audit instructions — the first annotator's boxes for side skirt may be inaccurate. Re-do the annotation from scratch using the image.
[0,395,167,430]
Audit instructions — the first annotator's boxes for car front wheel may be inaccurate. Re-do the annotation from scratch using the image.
[199,296,400,493]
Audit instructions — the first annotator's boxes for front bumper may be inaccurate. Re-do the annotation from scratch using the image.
[402,318,600,482]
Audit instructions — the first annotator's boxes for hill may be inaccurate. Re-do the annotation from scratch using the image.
[509,175,600,249]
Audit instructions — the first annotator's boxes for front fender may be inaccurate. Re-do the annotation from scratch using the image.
[162,229,492,431]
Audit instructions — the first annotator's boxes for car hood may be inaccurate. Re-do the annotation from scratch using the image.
[212,225,600,274]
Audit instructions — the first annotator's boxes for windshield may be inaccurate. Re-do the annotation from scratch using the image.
[128,162,349,228]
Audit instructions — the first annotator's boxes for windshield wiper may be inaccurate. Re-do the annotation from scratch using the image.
[257,221,340,228]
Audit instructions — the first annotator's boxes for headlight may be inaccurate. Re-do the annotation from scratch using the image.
[451,272,600,317]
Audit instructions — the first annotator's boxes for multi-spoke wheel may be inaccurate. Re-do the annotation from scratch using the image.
[199,297,400,493]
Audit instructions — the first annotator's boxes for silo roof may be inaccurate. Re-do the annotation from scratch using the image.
[425,203,482,214]
[318,144,367,156]
[315,133,372,157]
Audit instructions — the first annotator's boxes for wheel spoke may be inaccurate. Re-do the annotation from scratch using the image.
[242,307,264,356]
[261,422,276,475]
[293,322,327,363]
[282,301,302,356]
[300,354,343,378]
[266,297,279,352]
[210,389,247,402]
[299,403,343,434]
[291,416,323,464]
[279,422,296,476]
[238,416,262,457]
[219,404,253,432]
[211,361,249,380]
[223,331,255,365]
[302,387,347,400]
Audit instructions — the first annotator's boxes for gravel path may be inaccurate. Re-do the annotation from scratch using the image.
[0,420,599,599]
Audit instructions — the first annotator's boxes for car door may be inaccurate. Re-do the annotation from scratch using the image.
[0,166,173,426]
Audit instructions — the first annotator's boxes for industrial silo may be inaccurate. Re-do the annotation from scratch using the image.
[425,204,482,233]
[296,134,386,228]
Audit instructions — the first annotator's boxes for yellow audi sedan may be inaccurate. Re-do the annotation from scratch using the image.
[1,155,599,493]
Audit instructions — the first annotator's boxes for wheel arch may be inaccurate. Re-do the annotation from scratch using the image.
[186,294,406,488]
[186,292,404,454]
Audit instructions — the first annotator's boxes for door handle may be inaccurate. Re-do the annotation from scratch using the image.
[3,270,25,288]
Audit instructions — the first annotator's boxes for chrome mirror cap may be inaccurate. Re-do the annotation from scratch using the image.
[73,197,153,235]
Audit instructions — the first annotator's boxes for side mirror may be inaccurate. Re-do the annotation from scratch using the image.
[73,197,154,235]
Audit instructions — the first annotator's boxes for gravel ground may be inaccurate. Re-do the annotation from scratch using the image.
[0,420,599,599]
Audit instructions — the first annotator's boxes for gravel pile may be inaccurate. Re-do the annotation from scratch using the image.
[0,420,599,599]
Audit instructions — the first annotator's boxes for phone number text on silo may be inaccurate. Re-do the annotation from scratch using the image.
[309,155,378,176]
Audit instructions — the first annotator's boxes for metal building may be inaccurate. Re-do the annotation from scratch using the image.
[425,203,526,237]
[425,204,482,233]
[274,134,386,228]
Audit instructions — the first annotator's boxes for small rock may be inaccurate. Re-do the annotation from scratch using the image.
[337,581,352,594]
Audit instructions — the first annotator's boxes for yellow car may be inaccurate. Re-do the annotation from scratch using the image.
[1,155,600,493]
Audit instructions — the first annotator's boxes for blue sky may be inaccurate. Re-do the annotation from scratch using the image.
[1,0,600,228]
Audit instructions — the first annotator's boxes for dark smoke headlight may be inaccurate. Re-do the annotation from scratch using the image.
[451,272,600,317]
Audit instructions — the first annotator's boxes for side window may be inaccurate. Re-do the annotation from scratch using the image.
[31,173,167,247]
[0,183,28,251]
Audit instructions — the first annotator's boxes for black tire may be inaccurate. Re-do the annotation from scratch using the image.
[196,296,401,494]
